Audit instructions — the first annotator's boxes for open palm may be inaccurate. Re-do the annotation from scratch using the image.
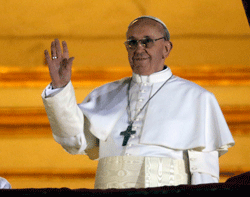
[44,39,74,89]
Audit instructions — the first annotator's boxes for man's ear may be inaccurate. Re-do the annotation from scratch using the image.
[163,41,173,58]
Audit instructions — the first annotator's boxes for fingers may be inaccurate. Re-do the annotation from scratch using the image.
[50,39,63,59]
[45,49,57,73]
[45,39,73,64]
[44,50,52,65]
[51,41,57,59]
[55,39,62,59]
[62,41,69,59]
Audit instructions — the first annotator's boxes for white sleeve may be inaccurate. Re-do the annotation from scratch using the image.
[188,150,219,185]
[42,81,88,154]
[44,83,64,98]
[52,120,99,156]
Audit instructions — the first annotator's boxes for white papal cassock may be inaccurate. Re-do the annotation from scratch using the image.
[42,66,234,189]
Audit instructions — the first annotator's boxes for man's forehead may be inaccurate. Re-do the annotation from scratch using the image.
[127,19,164,38]
[127,16,170,40]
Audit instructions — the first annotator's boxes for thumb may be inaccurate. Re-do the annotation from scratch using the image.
[67,57,74,69]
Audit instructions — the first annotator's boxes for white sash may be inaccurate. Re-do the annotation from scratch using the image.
[94,156,190,189]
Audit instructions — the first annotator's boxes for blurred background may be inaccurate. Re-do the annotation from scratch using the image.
[0,0,249,189]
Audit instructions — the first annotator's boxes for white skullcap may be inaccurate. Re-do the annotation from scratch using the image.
[128,15,170,40]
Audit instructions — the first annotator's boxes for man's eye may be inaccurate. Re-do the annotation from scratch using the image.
[144,38,153,44]
[139,38,152,47]
[141,38,152,45]
[129,40,137,45]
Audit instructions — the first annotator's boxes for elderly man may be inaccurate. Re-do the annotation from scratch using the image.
[42,16,234,189]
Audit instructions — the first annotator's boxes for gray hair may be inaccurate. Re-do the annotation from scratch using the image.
[128,15,170,41]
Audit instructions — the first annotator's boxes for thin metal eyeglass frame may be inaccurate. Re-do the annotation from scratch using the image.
[124,37,166,50]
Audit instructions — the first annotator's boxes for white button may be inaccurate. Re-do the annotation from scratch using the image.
[138,98,143,102]
[126,153,130,156]
[128,144,132,147]
[140,89,146,93]
[131,135,135,139]
[135,118,140,121]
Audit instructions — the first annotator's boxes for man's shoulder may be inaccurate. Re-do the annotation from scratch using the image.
[171,75,212,95]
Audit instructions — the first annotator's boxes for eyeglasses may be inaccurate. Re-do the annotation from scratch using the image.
[124,37,166,50]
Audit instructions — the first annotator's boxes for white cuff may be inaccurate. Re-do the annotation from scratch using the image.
[188,150,219,179]
[44,83,64,98]
[191,172,219,185]
[53,132,87,155]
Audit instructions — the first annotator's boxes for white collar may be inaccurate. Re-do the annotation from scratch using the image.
[132,67,173,84]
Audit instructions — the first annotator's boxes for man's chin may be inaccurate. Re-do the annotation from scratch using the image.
[131,64,152,75]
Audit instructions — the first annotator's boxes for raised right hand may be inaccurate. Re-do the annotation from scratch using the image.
[44,39,74,89]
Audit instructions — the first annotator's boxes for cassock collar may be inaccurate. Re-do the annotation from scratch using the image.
[132,66,173,84]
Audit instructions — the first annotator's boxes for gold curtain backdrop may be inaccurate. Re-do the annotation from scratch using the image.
[0,0,249,189]
[0,0,249,68]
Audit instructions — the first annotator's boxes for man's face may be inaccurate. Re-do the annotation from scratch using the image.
[126,19,172,75]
